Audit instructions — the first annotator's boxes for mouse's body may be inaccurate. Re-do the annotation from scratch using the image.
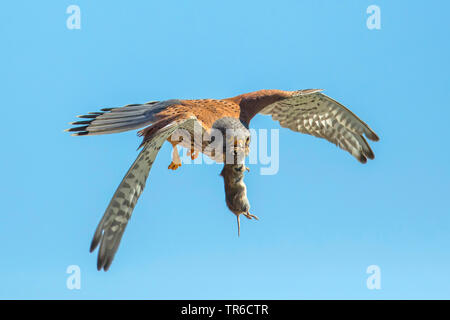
[220,164,258,235]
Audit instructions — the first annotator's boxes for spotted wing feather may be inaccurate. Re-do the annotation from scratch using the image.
[260,91,379,163]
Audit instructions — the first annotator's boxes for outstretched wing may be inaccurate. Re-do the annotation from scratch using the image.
[259,90,379,163]
[89,117,197,271]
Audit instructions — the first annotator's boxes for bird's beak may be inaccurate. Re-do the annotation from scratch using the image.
[234,139,245,148]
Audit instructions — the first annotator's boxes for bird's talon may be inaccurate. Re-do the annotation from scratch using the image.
[168,162,181,170]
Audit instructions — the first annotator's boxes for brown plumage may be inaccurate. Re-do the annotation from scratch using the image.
[66,88,379,271]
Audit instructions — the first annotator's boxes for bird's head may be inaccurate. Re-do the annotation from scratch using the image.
[211,117,250,164]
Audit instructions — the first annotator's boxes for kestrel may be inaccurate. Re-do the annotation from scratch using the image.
[66,89,379,271]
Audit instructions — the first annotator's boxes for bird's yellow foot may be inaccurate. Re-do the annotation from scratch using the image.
[243,212,259,220]
[168,161,181,170]
[168,143,182,170]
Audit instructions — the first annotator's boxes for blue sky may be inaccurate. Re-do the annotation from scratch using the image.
[1,0,449,299]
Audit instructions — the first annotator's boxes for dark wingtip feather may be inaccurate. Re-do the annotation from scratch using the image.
[103,256,113,271]
[66,125,89,132]
[358,154,368,164]
[77,114,98,119]
[70,120,93,125]
[97,250,106,271]
[365,149,375,160]
[90,241,98,254]
[97,259,103,271]
[97,252,114,271]
[71,131,89,136]
[90,233,101,253]
[366,131,380,142]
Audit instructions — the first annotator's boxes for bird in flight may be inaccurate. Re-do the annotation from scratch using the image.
[66,89,379,271]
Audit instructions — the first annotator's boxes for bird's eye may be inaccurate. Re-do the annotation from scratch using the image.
[234,166,243,172]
